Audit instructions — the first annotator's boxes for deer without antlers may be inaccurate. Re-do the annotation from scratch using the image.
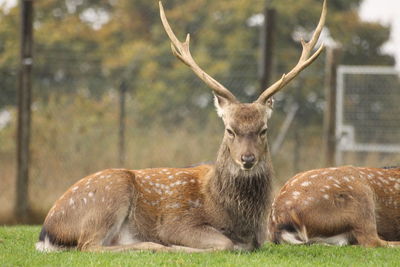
[36,1,326,253]
[268,166,400,247]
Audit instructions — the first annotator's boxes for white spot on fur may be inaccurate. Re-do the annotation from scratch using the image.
[88,192,94,197]
[292,191,300,199]
[377,171,383,175]
[395,184,400,190]
[190,179,196,183]
[310,174,318,178]
[379,177,389,184]
[168,175,174,179]
[348,185,354,190]
[69,198,74,206]
[166,203,181,209]
[151,201,159,206]
[333,184,341,188]
[327,176,334,180]
[323,194,329,200]
[307,197,315,201]
[285,200,293,205]
[343,176,351,182]
[72,186,79,192]
[301,181,311,187]
[188,199,202,208]
[154,188,162,195]
[83,198,87,204]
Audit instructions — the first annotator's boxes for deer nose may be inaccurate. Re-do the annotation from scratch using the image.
[241,153,256,168]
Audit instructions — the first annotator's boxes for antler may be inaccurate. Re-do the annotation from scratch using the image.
[256,0,327,104]
[159,2,238,102]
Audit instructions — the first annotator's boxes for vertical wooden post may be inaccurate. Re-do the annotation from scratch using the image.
[118,81,127,166]
[15,0,34,222]
[323,47,341,167]
[259,2,276,93]
[292,82,302,173]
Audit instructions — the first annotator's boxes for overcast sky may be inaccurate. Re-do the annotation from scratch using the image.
[1,0,400,68]
[359,0,400,69]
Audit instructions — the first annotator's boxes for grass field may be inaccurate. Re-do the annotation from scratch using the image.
[1,226,400,266]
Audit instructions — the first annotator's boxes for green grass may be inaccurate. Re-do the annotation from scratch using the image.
[1,226,400,267]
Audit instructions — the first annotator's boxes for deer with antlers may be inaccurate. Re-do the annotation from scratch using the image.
[36,1,326,252]
[268,166,400,247]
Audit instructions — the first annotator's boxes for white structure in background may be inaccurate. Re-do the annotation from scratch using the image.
[335,65,400,165]
[0,109,11,130]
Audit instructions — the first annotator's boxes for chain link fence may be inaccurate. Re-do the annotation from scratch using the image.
[336,65,400,166]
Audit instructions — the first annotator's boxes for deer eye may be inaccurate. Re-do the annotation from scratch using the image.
[226,128,235,138]
[259,128,268,137]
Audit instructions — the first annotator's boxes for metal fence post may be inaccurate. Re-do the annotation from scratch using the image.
[323,47,341,167]
[118,81,127,166]
[15,0,34,222]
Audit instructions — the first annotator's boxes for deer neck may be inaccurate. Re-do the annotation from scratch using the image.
[204,141,274,240]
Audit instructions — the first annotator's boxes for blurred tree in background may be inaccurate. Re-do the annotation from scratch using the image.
[0,0,394,122]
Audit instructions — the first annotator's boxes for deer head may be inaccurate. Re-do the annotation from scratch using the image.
[160,0,326,171]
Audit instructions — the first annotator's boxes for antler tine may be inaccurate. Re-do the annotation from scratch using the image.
[256,0,327,104]
[159,2,237,102]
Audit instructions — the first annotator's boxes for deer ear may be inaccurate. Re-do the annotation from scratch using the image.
[265,97,274,119]
[214,94,230,118]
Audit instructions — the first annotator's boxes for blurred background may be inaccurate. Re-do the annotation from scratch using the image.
[1,0,400,224]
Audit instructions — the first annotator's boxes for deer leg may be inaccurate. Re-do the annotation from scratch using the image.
[82,242,208,253]
[386,241,400,247]
[349,194,388,248]
[351,229,387,248]
[159,224,235,251]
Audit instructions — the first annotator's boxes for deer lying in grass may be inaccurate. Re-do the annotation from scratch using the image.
[268,166,400,247]
[36,1,326,252]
